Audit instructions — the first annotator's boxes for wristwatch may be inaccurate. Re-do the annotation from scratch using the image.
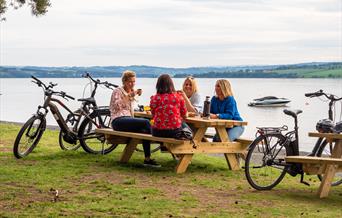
[216,114,220,118]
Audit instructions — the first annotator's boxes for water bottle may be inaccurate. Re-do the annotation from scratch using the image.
[202,96,211,119]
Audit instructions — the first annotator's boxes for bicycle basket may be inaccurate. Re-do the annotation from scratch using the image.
[316,119,334,133]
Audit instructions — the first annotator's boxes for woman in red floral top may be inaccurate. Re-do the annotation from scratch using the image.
[150,74,189,138]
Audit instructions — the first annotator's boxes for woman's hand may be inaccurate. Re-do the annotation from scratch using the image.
[210,113,219,119]
[176,90,187,99]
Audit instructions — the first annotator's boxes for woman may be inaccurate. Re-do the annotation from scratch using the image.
[179,76,201,114]
[110,70,159,167]
[210,79,244,141]
[150,74,189,138]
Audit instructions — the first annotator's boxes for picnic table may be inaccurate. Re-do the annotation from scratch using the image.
[286,132,342,198]
[134,111,249,173]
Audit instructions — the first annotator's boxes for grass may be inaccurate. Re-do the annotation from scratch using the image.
[1,123,342,217]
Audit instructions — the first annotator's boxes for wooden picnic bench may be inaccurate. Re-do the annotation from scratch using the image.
[285,132,342,198]
[96,112,250,173]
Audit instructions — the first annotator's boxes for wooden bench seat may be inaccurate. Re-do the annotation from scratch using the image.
[285,156,342,175]
[286,156,342,165]
[95,128,248,155]
[96,128,187,145]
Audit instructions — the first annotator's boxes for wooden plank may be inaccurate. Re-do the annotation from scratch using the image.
[96,128,186,144]
[175,154,193,174]
[105,135,129,144]
[308,132,342,140]
[193,127,207,142]
[216,126,241,170]
[318,164,339,198]
[302,164,342,174]
[134,111,248,127]
[120,138,140,163]
[224,153,240,170]
[285,156,342,165]
[169,142,247,154]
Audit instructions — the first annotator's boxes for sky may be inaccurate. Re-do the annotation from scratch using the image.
[0,0,341,67]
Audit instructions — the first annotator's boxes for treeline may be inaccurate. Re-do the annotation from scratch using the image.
[174,72,299,78]
[0,62,341,78]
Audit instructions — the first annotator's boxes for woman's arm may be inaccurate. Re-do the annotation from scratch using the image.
[178,90,196,113]
[217,97,236,120]
[179,95,188,119]
[109,89,129,114]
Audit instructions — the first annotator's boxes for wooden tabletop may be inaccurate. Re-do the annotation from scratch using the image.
[308,132,342,140]
[134,111,247,128]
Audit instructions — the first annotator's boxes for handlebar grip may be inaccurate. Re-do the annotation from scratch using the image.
[65,94,75,100]
[305,90,323,97]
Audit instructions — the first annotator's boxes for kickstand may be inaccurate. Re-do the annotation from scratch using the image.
[300,173,310,186]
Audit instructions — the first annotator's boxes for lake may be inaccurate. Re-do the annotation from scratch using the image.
[1,78,341,152]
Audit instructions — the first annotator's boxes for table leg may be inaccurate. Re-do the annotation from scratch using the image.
[317,140,342,198]
[175,154,193,174]
[193,127,207,142]
[120,139,140,163]
[216,127,240,170]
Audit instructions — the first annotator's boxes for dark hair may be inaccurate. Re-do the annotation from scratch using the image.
[156,74,175,94]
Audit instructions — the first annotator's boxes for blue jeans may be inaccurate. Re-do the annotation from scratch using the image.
[111,116,151,158]
[213,126,245,142]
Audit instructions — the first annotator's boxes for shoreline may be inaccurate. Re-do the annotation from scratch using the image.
[0,120,60,130]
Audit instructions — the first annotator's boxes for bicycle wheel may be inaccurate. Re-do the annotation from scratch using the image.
[78,110,118,154]
[317,139,342,186]
[58,115,82,151]
[245,133,288,190]
[59,131,81,151]
[13,115,46,159]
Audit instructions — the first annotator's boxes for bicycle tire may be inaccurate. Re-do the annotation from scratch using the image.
[58,113,83,151]
[316,139,342,186]
[78,109,118,154]
[13,115,46,159]
[245,133,288,190]
[58,131,81,151]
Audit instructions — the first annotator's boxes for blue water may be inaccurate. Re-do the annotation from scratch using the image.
[1,78,341,152]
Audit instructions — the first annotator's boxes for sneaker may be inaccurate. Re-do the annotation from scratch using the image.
[143,159,161,168]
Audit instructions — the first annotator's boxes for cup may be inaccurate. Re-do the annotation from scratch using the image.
[136,89,142,96]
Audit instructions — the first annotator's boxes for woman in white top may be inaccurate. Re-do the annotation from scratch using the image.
[179,76,201,115]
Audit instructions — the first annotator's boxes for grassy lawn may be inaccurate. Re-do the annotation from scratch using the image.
[1,123,341,217]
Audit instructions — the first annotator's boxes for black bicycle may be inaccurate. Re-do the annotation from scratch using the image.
[244,90,342,190]
[59,73,118,150]
[13,75,118,158]
[14,76,77,158]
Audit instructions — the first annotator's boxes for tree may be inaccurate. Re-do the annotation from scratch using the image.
[0,0,51,20]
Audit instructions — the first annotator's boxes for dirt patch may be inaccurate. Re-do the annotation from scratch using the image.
[0,183,62,213]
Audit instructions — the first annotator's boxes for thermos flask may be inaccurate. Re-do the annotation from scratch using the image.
[202,96,211,119]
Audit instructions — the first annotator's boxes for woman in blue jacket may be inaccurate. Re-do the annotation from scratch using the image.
[210,79,244,141]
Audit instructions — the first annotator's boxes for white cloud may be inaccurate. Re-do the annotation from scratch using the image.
[0,0,341,67]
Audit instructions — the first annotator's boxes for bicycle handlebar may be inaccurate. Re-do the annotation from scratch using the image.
[31,75,74,100]
[305,89,342,102]
[83,72,118,89]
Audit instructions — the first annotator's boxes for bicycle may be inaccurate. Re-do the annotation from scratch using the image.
[60,73,118,151]
[244,90,342,190]
[14,76,77,158]
[13,75,118,158]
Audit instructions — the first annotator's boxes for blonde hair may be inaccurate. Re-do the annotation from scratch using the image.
[121,70,136,84]
[216,79,233,98]
[182,76,198,95]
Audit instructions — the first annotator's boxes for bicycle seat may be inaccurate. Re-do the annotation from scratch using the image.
[283,109,302,118]
[78,97,96,104]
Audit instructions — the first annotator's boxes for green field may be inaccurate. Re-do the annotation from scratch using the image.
[1,123,341,217]
[273,68,342,78]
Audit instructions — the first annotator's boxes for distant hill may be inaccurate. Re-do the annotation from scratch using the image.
[0,62,341,78]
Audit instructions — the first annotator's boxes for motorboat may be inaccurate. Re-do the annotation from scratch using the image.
[248,96,291,107]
